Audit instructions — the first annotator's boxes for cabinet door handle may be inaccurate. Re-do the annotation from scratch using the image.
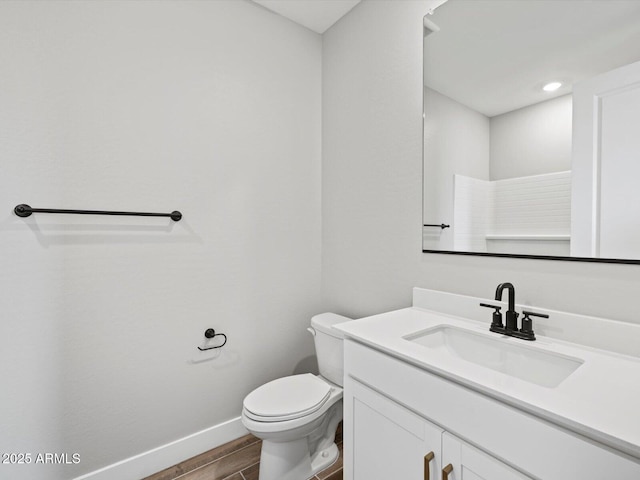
[442,463,453,480]
[423,451,435,480]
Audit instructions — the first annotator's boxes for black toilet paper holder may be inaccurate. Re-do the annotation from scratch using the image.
[197,328,228,351]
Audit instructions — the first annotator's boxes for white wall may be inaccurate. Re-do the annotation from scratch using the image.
[452,175,491,252]
[0,1,321,478]
[423,87,490,250]
[490,94,572,180]
[322,0,640,324]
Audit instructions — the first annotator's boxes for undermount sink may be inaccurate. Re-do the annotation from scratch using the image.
[403,325,584,388]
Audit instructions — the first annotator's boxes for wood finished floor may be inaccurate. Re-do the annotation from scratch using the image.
[143,423,343,480]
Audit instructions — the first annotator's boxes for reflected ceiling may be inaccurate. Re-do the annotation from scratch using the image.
[424,0,640,116]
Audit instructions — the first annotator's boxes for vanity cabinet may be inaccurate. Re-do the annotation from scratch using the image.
[350,378,528,480]
[343,339,640,480]
[441,433,529,480]
[351,379,443,479]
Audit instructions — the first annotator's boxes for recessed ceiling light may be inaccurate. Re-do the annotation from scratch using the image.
[543,82,562,92]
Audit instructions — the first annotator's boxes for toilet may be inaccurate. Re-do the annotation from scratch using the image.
[241,313,351,480]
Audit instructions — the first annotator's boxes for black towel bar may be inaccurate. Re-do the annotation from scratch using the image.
[423,223,450,229]
[14,204,182,221]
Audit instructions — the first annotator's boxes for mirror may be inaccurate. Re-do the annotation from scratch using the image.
[423,0,640,262]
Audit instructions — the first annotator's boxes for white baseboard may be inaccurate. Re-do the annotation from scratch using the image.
[73,417,248,480]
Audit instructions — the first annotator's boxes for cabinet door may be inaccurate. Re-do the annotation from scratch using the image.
[441,433,531,480]
[349,379,443,480]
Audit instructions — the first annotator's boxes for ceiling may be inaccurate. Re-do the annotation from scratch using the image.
[252,0,361,34]
[424,0,640,117]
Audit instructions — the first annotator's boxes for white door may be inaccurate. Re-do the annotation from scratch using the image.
[349,380,443,480]
[571,59,640,258]
[441,433,531,480]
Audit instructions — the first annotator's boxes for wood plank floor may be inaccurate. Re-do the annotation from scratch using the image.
[143,423,343,480]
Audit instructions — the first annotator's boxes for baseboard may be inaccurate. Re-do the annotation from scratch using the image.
[73,417,248,480]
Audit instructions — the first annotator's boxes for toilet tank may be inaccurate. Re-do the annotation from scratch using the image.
[309,313,352,387]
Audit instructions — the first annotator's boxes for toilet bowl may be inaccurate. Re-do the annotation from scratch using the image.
[241,313,351,480]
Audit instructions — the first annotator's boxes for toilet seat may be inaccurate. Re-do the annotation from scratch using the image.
[243,374,332,422]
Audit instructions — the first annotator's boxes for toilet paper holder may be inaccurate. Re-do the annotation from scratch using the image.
[197,328,228,351]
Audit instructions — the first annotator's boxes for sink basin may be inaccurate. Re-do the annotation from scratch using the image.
[404,326,583,388]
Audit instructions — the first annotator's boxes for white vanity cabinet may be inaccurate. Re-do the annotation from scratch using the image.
[342,339,640,480]
[350,378,443,479]
[349,377,528,480]
[441,433,530,480]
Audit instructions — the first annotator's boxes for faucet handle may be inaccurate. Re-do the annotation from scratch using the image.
[519,310,549,341]
[480,302,504,332]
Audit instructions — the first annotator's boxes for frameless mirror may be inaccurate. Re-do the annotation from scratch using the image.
[422,0,640,262]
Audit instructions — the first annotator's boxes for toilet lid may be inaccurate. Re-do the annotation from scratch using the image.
[243,374,332,422]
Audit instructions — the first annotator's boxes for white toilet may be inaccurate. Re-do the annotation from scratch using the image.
[241,313,351,480]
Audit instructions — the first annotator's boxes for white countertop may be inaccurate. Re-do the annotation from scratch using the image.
[335,306,640,459]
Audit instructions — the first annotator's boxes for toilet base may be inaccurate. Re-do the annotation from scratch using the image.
[310,442,339,476]
[258,439,338,480]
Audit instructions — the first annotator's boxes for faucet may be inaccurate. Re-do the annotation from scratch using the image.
[480,283,547,341]
[495,282,518,332]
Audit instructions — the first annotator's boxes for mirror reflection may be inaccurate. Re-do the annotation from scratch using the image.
[423,0,640,261]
